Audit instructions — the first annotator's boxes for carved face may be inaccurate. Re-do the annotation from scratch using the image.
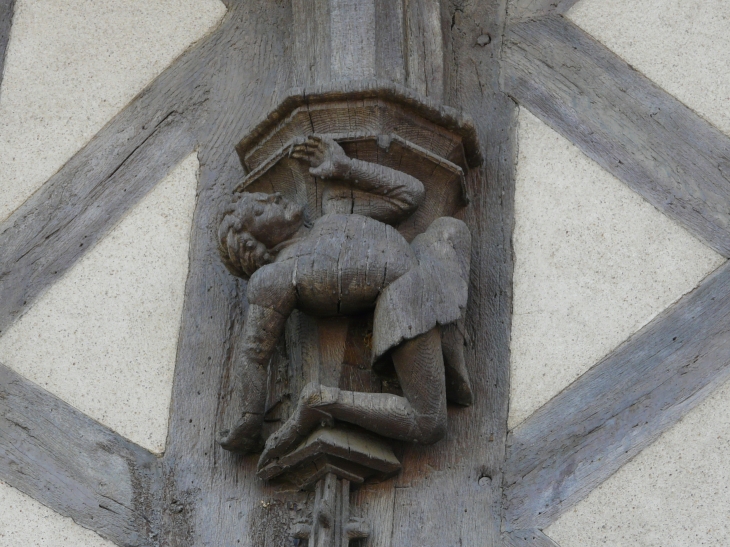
[245,192,304,248]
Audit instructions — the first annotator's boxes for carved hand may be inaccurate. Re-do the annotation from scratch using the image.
[291,135,351,179]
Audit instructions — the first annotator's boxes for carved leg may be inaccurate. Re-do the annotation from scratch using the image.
[258,327,447,467]
[218,304,290,454]
[257,383,337,466]
[327,326,448,444]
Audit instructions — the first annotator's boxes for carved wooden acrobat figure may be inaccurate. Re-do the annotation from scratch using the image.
[217,135,472,468]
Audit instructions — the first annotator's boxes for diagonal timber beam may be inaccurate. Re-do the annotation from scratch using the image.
[507,0,580,24]
[502,15,730,258]
[503,259,730,530]
[0,0,14,92]
[0,114,196,336]
[0,7,238,335]
[0,363,162,547]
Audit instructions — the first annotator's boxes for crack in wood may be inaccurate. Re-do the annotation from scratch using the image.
[6,1,726,545]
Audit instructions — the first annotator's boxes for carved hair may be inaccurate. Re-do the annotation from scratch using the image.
[218,193,275,279]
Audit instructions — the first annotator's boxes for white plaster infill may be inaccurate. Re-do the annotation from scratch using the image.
[0,0,226,223]
[0,480,114,547]
[568,0,730,138]
[0,153,200,454]
[547,376,730,547]
[0,2,226,540]
[509,108,725,429]
[531,2,730,544]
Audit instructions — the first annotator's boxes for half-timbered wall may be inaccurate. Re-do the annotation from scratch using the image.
[1,0,729,546]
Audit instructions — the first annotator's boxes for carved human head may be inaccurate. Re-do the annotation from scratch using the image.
[218,192,304,278]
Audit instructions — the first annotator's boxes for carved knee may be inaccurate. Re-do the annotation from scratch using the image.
[299,382,340,410]
[413,409,447,445]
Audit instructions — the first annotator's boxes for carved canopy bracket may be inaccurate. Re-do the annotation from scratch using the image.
[235,81,479,241]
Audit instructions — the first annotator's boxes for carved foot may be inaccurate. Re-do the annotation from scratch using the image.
[217,412,265,454]
[258,382,337,469]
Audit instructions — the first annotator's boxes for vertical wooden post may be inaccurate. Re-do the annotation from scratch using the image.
[159,4,299,547]
[272,3,459,544]
[160,1,515,545]
[289,474,370,547]
[291,0,444,99]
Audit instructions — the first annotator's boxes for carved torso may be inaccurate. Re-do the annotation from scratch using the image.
[264,213,417,317]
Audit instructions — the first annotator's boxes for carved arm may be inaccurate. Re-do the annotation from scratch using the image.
[291,135,425,221]
[336,156,425,216]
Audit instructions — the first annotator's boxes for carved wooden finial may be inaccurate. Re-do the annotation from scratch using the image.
[291,473,370,547]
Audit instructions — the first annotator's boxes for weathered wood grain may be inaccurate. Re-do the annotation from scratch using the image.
[0,0,519,544]
[234,80,482,171]
[506,0,579,23]
[375,0,517,545]
[503,259,730,530]
[0,115,195,336]
[159,2,301,546]
[404,0,443,101]
[161,0,518,545]
[375,0,406,84]
[0,363,161,547]
[330,0,376,82]
[504,529,561,547]
[0,0,14,93]
[502,15,730,258]
[291,0,334,86]
[0,8,233,334]
[291,0,444,100]
[7,0,730,543]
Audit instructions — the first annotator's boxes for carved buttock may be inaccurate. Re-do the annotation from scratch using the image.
[291,214,417,317]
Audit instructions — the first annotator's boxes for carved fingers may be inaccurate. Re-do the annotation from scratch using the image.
[290,135,328,165]
[290,135,350,179]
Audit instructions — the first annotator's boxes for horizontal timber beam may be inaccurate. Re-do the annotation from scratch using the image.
[504,529,562,547]
[0,363,162,547]
[0,7,239,334]
[502,15,730,258]
[503,259,730,530]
